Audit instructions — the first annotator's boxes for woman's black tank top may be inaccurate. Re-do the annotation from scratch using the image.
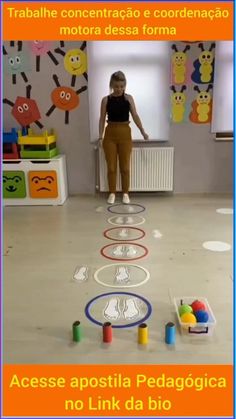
[107,93,130,122]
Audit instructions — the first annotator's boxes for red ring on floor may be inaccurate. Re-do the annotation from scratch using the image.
[100,242,148,261]
[103,226,146,241]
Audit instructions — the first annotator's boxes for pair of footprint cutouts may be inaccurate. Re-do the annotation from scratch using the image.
[115,216,134,225]
[103,297,140,321]
[112,246,137,258]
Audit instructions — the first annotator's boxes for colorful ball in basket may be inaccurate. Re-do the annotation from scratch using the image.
[178,304,193,317]
[195,310,209,323]
[180,312,197,324]
[191,300,206,312]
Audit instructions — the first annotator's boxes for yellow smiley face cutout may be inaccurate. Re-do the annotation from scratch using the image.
[64,49,87,76]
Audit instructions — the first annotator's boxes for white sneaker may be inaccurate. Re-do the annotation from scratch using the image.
[122,193,130,204]
[107,193,115,204]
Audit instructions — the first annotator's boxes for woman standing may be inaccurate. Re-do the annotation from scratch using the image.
[99,71,148,204]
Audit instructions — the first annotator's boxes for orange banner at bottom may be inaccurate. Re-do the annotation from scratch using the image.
[3,364,233,417]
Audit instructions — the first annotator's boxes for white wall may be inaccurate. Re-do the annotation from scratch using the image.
[87,41,170,141]
[211,41,233,133]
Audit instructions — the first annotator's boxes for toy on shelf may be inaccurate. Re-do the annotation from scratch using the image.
[174,296,216,336]
[3,128,18,143]
[3,128,20,159]
[18,128,58,159]
[3,144,19,160]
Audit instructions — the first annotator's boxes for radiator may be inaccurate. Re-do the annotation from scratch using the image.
[98,147,174,192]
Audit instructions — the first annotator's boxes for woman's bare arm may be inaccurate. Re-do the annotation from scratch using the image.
[99,96,108,139]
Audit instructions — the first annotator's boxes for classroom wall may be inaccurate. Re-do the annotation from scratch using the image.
[170,124,232,193]
[3,41,232,195]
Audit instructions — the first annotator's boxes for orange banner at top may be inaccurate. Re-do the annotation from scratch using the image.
[3,2,233,41]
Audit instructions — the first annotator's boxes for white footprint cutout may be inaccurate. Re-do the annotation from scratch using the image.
[112,245,124,257]
[123,298,140,320]
[73,266,88,282]
[126,246,137,258]
[103,298,120,321]
[125,217,134,224]
[115,266,130,284]
[115,217,124,224]
[119,228,128,238]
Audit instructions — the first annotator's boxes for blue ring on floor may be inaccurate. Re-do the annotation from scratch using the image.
[85,291,152,328]
[108,204,146,214]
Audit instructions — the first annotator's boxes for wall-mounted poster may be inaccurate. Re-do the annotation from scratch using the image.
[189,84,213,123]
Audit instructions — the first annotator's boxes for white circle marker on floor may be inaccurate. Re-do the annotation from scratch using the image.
[216,208,233,215]
[94,263,150,288]
[95,206,105,213]
[202,241,231,252]
[108,215,146,226]
[152,229,163,238]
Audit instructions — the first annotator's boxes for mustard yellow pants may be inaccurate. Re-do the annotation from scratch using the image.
[103,123,132,193]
